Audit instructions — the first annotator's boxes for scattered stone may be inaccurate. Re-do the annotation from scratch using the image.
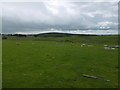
[83,74,98,79]
[104,47,110,50]
[81,44,86,47]
[114,45,120,48]
[111,48,115,50]
[104,46,115,50]
[82,74,110,82]
[16,42,21,45]
[104,45,108,47]
[106,80,110,82]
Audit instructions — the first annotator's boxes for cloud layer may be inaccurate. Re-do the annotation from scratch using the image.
[1,1,118,34]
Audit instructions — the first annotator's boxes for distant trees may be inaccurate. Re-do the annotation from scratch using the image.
[2,34,27,40]
[34,35,38,37]
[12,34,27,37]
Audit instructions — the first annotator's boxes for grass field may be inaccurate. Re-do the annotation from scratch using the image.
[2,36,118,88]
[0,38,2,89]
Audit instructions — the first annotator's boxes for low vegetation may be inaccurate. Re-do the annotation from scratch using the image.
[2,34,118,88]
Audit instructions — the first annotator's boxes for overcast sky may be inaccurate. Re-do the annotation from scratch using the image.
[0,0,119,34]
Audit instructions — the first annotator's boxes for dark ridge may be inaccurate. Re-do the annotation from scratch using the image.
[2,32,118,37]
[33,32,97,37]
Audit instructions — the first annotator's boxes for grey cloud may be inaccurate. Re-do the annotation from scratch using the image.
[2,2,118,34]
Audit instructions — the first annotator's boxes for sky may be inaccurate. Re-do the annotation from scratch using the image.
[0,0,119,35]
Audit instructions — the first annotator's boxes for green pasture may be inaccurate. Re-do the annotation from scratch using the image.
[2,36,118,88]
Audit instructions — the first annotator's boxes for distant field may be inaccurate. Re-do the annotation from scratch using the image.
[2,36,118,88]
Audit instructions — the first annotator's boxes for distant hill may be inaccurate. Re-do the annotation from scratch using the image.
[3,32,117,37]
[34,32,97,37]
